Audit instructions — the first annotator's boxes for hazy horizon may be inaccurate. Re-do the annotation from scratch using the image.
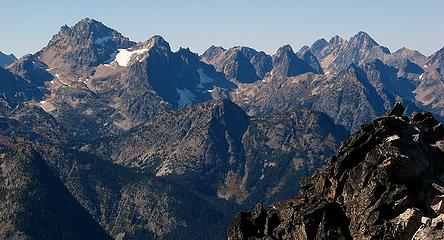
[1,0,443,58]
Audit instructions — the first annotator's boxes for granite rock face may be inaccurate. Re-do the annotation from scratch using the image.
[228,104,444,240]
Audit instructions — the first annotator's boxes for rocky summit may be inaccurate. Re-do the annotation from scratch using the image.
[228,104,444,240]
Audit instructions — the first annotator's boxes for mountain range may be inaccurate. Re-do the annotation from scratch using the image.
[0,18,443,239]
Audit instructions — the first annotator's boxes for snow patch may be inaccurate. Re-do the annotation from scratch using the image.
[113,48,149,67]
[176,88,196,107]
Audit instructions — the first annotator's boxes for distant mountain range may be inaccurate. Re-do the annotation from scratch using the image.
[0,18,443,239]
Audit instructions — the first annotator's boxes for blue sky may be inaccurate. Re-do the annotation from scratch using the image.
[1,0,443,57]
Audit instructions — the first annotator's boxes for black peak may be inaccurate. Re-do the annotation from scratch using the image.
[51,18,122,44]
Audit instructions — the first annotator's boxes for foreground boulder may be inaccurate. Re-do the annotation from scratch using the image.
[227,104,444,240]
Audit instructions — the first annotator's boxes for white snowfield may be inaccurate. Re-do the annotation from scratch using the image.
[112,48,149,67]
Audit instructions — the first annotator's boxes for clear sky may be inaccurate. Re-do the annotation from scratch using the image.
[1,0,443,58]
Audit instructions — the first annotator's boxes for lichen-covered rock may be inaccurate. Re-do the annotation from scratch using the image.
[227,103,444,240]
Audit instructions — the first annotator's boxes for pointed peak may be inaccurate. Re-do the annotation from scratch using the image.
[72,18,108,30]
[355,31,372,38]
[229,46,258,60]
[310,38,328,49]
[396,47,409,52]
[143,35,171,51]
[297,46,314,58]
[350,31,379,48]
[201,45,226,62]
[76,17,101,25]
[52,18,122,43]
[207,45,226,51]
[329,35,346,45]
[313,38,328,46]
[276,45,294,54]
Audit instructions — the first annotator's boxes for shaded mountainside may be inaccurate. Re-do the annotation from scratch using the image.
[0,105,231,240]
[228,104,444,240]
[93,99,348,207]
[0,66,43,113]
[415,47,444,116]
[0,51,17,68]
[0,146,112,240]
[0,99,346,240]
